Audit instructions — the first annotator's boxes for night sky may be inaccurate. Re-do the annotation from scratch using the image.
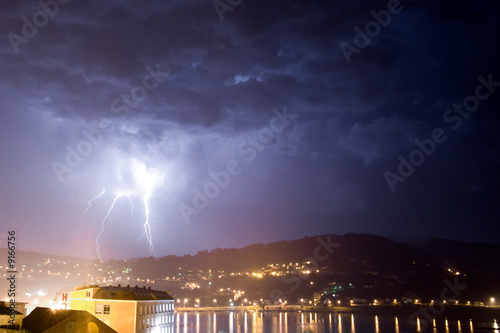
[0,0,499,260]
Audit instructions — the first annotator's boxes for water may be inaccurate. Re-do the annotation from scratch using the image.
[167,311,499,333]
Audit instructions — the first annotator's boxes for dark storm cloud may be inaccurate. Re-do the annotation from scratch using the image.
[0,0,499,259]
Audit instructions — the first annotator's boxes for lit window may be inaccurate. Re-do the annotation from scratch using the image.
[95,304,103,314]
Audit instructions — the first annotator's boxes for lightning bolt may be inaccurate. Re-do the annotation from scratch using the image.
[79,188,106,217]
[142,194,156,256]
[157,176,179,204]
[96,193,122,261]
[156,193,175,204]
[82,160,179,260]
[125,194,136,220]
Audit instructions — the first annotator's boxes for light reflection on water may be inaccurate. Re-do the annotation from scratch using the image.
[166,311,498,333]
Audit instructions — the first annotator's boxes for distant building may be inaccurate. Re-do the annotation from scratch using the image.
[53,290,71,310]
[0,301,27,319]
[69,284,174,333]
[0,302,25,331]
[23,307,116,333]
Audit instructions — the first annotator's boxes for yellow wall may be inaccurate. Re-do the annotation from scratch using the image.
[97,301,135,333]
[69,299,95,315]
[70,289,136,333]
[0,314,22,327]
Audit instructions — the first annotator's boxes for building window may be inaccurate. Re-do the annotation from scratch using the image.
[85,291,91,297]
[95,303,110,315]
